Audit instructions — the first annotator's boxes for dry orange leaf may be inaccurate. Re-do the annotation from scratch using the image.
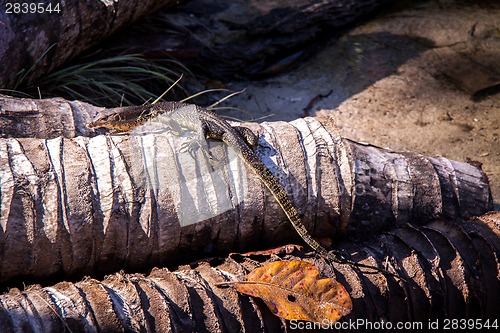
[234,260,352,322]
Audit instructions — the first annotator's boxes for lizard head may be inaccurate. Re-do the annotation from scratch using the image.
[87,113,121,130]
[87,105,152,131]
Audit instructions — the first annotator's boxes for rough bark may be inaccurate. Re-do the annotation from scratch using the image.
[0,0,183,89]
[0,213,498,332]
[0,96,492,285]
[0,95,97,139]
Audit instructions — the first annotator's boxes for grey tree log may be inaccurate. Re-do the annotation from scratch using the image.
[0,0,183,89]
[0,96,493,285]
[0,213,498,332]
[0,94,97,139]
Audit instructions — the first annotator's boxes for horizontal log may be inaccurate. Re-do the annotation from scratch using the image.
[0,105,492,285]
[0,213,498,331]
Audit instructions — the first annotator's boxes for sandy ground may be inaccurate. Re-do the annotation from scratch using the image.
[219,0,500,209]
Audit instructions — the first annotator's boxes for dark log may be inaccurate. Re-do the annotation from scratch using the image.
[106,0,394,79]
[0,213,498,332]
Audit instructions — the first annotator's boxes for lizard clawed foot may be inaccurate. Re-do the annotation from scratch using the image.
[179,138,216,163]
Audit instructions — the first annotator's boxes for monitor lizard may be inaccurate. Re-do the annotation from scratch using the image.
[88,102,398,277]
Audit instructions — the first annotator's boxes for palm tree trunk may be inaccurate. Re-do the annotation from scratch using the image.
[0,213,498,332]
[0,98,492,285]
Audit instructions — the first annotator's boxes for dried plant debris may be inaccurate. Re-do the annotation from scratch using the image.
[233,260,352,322]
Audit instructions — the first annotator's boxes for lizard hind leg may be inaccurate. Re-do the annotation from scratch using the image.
[233,126,259,147]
